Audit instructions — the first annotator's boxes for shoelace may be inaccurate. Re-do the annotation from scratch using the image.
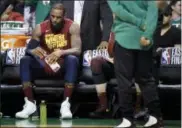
[23,102,27,109]
[62,102,70,111]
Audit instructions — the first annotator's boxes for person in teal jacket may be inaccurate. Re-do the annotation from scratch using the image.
[107,1,162,128]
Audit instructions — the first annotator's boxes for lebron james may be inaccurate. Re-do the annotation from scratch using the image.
[15,3,81,119]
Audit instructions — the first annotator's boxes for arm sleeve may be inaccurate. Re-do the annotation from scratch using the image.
[142,1,158,43]
[100,0,113,42]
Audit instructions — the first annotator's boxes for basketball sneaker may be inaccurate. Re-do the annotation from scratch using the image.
[144,115,158,128]
[15,97,36,119]
[115,118,134,128]
[60,97,72,119]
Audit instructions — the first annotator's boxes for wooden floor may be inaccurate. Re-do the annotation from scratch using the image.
[0,118,181,128]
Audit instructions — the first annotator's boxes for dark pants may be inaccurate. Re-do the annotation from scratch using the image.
[20,55,79,84]
[91,57,114,84]
[113,42,161,120]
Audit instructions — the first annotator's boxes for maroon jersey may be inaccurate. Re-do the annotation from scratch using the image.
[40,18,73,53]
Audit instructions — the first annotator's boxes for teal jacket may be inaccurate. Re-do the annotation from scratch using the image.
[107,1,158,50]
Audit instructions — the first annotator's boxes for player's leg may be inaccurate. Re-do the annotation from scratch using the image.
[15,55,46,119]
[113,43,135,128]
[135,49,162,128]
[60,55,79,119]
[89,57,114,118]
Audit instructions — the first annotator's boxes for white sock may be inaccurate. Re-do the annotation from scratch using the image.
[95,83,107,94]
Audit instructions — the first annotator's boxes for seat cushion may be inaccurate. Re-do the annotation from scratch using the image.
[158,84,181,91]
[1,66,21,84]
[34,87,64,95]
[76,83,96,93]
[79,67,94,84]
[159,66,181,84]
[159,47,181,84]
[1,84,22,93]
[34,79,65,88]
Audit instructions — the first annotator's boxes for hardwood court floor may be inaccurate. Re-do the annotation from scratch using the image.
[0,118,181,128]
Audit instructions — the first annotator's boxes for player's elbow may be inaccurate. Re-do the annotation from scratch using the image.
[75,48,81,56]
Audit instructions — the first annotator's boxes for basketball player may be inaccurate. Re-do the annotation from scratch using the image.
[107,1,162,128]
[15,3,81,119]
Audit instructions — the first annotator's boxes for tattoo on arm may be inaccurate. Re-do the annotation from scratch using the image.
[63,22,82,56]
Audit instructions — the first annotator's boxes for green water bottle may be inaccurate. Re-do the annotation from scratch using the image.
[40,100,47,126]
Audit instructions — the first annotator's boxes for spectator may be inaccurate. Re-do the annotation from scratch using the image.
[15,3,81,119]
[170,0,181,29]
[153,5,181,84]
[0,0,14,15]
[0,0,24,21]
[154,5,181,51]
[107,1,162,127]
[156,1,169,27]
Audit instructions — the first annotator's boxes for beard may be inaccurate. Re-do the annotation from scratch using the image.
[50,20,65,33]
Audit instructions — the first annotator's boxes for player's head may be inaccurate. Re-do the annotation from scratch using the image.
[50,3,66,32]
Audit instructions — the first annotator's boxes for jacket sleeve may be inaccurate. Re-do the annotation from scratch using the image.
[107,0,143,28]
[142,1,158,43]
[99,0,113,42]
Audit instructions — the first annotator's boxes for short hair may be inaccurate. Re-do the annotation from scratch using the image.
[170,0,181,6]
[163,5,172,16]
[51,3,66,15]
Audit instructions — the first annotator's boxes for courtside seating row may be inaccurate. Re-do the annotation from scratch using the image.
[0,50,181,119]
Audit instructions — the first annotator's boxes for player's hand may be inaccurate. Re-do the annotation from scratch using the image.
[1,14,9,21]
[140,37,150,47]
[31,47,46,59]
[45,49,63,64]
[106,57,114,64]
[1,5,13,21]
[97,41,108,50]
[156,47,163,53]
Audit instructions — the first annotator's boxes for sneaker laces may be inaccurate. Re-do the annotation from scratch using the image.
[23,100,28,109]
[62,102,70,111]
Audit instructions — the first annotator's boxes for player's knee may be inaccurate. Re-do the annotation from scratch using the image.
[65,55,79,65]
[20,56,32,66]
[90,57,104,73]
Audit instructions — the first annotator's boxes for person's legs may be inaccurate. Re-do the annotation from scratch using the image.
[89,57,114,118]
[60,55,79,119]
[135,49,162,127]
[16,55,45,119]
[113,43,135,127]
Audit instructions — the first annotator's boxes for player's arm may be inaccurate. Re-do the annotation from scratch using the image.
[25,24,46,58]
[26,24,41,49]
[62,22,82,56]
[142,1,158,43]
[99,0,113,42]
